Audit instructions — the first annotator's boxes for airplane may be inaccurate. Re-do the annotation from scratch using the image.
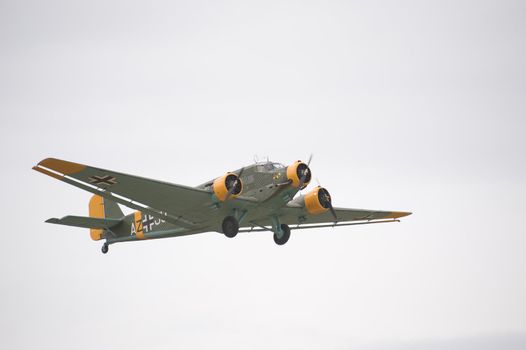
[32,157,411,254]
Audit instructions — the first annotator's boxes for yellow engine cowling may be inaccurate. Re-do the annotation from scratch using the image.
[304,186,332,215]
[286,160,311,188]
[213,173,243,201]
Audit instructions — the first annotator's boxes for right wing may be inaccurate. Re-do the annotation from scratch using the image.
[280,206,411,226]
[243,205,411,231]
[33,158,256,228]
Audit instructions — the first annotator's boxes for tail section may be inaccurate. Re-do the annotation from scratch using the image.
[46,195,165,244]
[45,194,123,240]
[89,195,124,240]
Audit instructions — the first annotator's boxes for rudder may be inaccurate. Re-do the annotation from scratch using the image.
[89,195,124,240]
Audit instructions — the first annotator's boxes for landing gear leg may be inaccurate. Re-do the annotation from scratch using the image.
[222,216,239,238]
[273,224,291,245]
[101,242,109,254]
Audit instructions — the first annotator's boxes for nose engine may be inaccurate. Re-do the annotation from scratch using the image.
[286,160,311,189]
[213,173,243,201]
[304,186,333,215]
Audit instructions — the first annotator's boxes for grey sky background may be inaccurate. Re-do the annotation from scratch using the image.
[1,0,525,349]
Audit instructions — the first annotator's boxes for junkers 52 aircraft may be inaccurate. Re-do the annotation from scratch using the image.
[33,157,411,254]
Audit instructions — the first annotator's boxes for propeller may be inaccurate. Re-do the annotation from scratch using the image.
[224,167,244,201]
[327,196,338,223]
[297,154,313,190]
[317,182,338,223]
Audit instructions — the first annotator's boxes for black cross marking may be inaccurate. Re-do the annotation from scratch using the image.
[88,175,117,186]
[143,214,156,232]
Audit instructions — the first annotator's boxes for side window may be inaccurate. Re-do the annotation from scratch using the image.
[244,175,254,184]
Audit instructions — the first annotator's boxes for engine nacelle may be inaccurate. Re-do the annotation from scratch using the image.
[304,186,332,215]
[213,173,243,201]
[286,160,312,188]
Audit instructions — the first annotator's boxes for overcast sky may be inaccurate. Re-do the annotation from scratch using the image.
[1,1,525,349]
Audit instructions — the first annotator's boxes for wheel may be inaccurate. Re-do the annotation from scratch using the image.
[273,224,290,245]
[222,216,239,238]
[101,243,109,254]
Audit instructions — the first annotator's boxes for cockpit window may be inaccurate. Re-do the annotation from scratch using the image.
[257,162,285,172]
[264,163,274,171]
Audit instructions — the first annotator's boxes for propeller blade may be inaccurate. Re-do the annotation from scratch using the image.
[297,155,313,190]
[298,172,308,190]
[320,185,337,222]
[328,203,338,223]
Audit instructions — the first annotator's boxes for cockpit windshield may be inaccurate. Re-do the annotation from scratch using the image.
[257,162,286,172]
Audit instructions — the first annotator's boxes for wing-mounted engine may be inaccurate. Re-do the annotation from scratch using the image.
[304,186,332,214]
[213,173,243,201]
[286,160,312,189]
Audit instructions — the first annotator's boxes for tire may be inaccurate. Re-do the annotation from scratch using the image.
[273,224,290,245]
[101,243,109,254]
[222,216,239,238]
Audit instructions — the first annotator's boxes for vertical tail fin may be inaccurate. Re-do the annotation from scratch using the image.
[102,196,124,218]
[89,195,124,240]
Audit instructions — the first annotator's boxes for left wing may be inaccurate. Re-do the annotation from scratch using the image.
[33,158,256,228]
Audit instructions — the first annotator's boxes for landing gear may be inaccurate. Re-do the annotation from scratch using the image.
[222,216,239,238]
[101,243,109,254]
[273,224,290,245]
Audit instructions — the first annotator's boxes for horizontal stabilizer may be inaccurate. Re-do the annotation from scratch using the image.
[46,216,122,229]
